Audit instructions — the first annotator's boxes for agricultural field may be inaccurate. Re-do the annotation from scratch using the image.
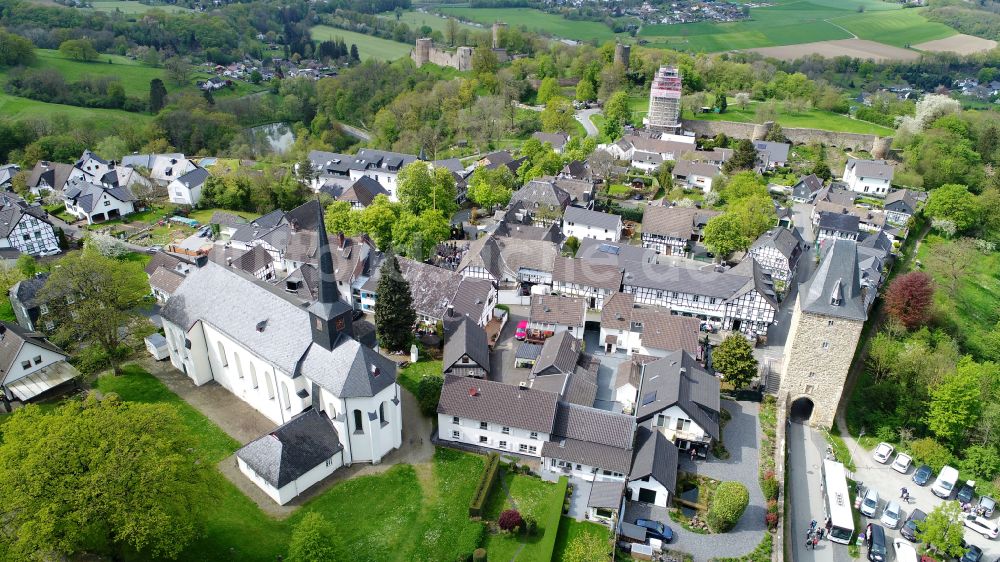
[746,39,919,62]
[638,0,959,53]
[0,91,151,126]
[310,26,412,61]
[0,49,165,97]
[87,0,192,14]
[378,9,481,36]
[437,7,618,43]
[914,34,998,55]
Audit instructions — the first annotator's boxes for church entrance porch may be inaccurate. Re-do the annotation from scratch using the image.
[789,396,814,424]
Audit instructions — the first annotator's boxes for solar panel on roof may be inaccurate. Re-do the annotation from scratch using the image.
[598,244,620,255]
[641,391,657,406]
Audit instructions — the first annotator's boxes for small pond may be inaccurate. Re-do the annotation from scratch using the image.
[246,122,295,155]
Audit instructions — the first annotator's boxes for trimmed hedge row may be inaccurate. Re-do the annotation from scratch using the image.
[469,453,501,518]
[535,476,569,561]
[707,481,749,533]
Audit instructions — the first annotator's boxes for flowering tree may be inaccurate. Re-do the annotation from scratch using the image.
[885,272,934,329]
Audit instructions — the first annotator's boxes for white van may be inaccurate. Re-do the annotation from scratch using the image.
[893,538,919,562]
[933,465,959,498]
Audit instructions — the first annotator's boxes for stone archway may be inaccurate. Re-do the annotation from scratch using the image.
[789,396,815,424]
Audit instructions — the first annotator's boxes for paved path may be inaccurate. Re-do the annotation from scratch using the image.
[339,122,371,142]
[575,108,601,138]
[787,421,851,562]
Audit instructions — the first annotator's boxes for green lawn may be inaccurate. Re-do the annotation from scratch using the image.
[397,360,442,397]
[437,7,618,42]
[638,0,950,52]
[483,472,568,562]
[552,517,612,562]
[187,208,261,225]
[831,8,956,48]
[91,364,488,561]
[379,9,480,35]
[0,49,166,97]
[88,0,191,13]
[310,26,413,61]
[0,91,151,126]
[0,300,15,323]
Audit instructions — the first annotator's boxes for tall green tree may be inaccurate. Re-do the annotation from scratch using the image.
[355,196,400,250]
[714,91,727,113]
[575,79,596,102]
[540,97,575,133]
[391,209,451,261]
[928,358,984,447]
[287,512,339,562]
[38,250,149,374]
[536,77,560,105]
[148,78,167,113]
[58,39,97,61]
[604,91,630,125]
[0,395,210,559]
[924,183,982,234]
[919,501,966,558]
[0,29,36,66]
[703,213,749,258]
[374,254,416,352]
[396,161,457,216]
[722,139,757,174]
[467,166,517,211]
[712,335,758,389]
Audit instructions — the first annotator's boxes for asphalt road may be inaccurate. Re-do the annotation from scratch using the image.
[575,108,601,138]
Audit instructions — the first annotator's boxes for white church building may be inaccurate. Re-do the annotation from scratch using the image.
[160,207,403,505]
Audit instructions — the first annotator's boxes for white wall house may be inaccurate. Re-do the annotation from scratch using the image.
[672,160,720,193]
[599,293,701,357]
[0,205,59,257]
[528,294,586,337]
[843,159,894,197]
[0,322,79,403]
[63,182,136,224]
[626,426,678,508]
[168,167,210,206]
[562,206,622,243]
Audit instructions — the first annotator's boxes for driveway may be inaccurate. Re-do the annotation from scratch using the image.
[625,401,768,560]
[490,306,532,387]
[576,108,601,138]
[787,421,851,562]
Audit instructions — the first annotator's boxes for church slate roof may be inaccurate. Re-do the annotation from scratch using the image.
[236,409,343,488]
[299,339,397,398]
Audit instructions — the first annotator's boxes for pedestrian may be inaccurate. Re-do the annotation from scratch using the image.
[812,536,819,549]
[817,527,825,540]
[805,537,812,550]
[810,519,817,530]
[690,448,696,461]
[825,517,832,532]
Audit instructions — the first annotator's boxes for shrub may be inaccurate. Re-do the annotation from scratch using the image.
[498,509,523,533]
[472,548,487,562]
[415,375,443,416]
[910,437,955,472]
[765,512,778,530]
[468,453,501,519]
[766,499,778,514]
[708,481,750,532]
[760,472,779,501]
[523,516,537,536]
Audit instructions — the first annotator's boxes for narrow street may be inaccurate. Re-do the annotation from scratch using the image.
[787,422,852,562]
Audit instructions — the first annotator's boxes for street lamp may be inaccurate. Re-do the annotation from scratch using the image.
[851,428,865,464]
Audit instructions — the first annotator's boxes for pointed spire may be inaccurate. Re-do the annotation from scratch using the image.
[315,199,339,305]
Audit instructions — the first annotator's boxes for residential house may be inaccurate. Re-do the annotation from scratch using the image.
[748,228,804,283]
[209,211,248,240]
[528,331,599,407]
[509,179,571,226]
[0,198,60,256]
[437,375,558,458]
[26,161,73,195]
[599,293,700,357]
[640,205,720,256]
[562,206,622,243]
[162,211,402,505]
[9,273,51,332]
[0,164,19,190]
[576,238,656,270]
[457,234,559,288]
[361,258,496,327]
[346,149,418,200]
[814,184,858,207]
[603,135,695,168]
[532,132,570,153]
[671,160,720,193]
[843,158,894,197]
[339,176,389,209]
[627,425,679,507]
[442,316,490,378]
[63,182,136,224]
[553,177,596,207]
[550,256,623,310]
[0,322,80,405]
[561,160,595,182]
[790,174,824,203]
[752,140,790,170]
[621,259,778,337]
[816,212,860,244]
[634,350,721,455]
[586,480,627,524]
[529,294,587,337]
[540,402,635,482]
[167,166,210,206]
[120,153,198,186]
[883,188,921,226]
[145,251,194,303]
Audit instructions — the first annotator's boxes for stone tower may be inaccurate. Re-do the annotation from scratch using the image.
[871,136,893,160]
[751,121,773,141]
[492,21,507,50]
[614,43,630,70]
[778,239,867,429]
[412,38,432,67]
[456,46,473,71]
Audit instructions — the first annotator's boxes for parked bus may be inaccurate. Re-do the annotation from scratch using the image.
[822,459,855,544]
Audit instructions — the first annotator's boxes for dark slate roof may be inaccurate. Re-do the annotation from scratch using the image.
[751,228,803,260]
[443,317,490,373]
[563,206,622,232]
[588,480,625,509]
[846,158,894,181]
[515,342,543,361]
[792,174,823,200]
[752,140,790,163]
[299,339,397,398]
[236,409,343,488]
[800,238,867,321]
[530,295,586,328]
[458,235,506,280]
[532,132,569,149]
[175,166,209,188]
[340,176,389,207]
[818,211,860,234]
[437,375,559,433]
[641,206,720,238]
[148,267,186,295]
[532,331,582,376]
[209,211,249,228]
[63,181,135,213]
[630,425,679,493]
[541,402,634,474]
[884,189,918,214]
[551,257,623,292]
[10,273,49,308]
[27,161,72,190]
[144,251,191,277]
[232,245,273,273]
[510,179,570,210]
[636,350,720,439]
[394,258,492,322]
[622,262,752,300]
[0,321,68,382]
[859,229,892,254]
[577,239,655,269]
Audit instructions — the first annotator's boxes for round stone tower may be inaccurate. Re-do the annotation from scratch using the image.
[752,121,774,141]
[457,46,473,71]
[492,22,508,50]
[614,43,631,70]
[871,136,893,160]
[413,38,432,67]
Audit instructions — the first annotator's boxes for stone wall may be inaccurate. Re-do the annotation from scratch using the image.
[777,300,864,429]
[411,41,473,71]
[681,118,887,152]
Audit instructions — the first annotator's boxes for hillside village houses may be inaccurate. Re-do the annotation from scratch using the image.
[640,205,720,256]
[0,321,80,406]
[562,206,622,242]
[843,158,894,197]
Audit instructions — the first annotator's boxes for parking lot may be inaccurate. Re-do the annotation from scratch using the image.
[846,438,999,559]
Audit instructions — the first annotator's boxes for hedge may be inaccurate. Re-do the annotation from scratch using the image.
[707,481,749,532]
[535,476,569,561]
[469,453,501,518]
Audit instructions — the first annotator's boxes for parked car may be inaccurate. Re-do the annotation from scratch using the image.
[961,544,983,562]
[979,496,996,518]
[893,538,919,562]
[880,501,902,529]
[892,453,912,474]
[957,481,976,504]
[866,523,888,562]
[932,465,959,499]
[873,442,894,464]
[514,320,528,341]
[634,518,673,543]
[901,509,927,542]
[913,465,933,486]
[861,488,880,518]
[963,514,999,539]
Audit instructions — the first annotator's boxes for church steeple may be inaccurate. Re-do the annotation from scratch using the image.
[307,200,354,350]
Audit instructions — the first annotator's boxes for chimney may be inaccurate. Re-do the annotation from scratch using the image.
[447,305,455,318]
[518,381,527,389]
[469,387,479,397]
